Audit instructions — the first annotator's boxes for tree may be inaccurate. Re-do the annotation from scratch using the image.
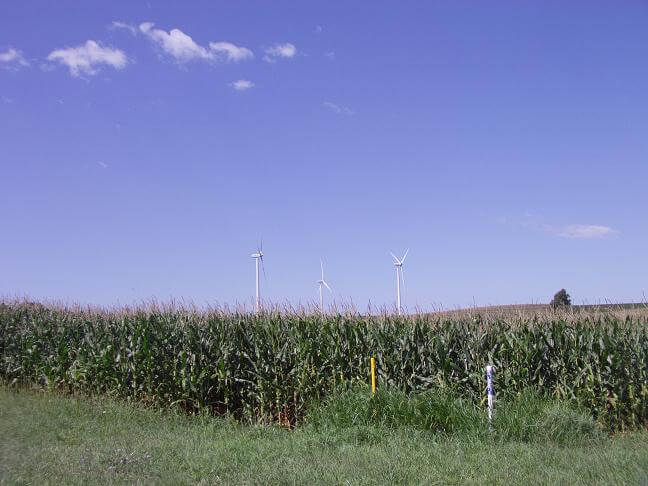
[550,289,571,308]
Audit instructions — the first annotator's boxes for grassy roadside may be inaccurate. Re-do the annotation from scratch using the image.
[1,387,647,485]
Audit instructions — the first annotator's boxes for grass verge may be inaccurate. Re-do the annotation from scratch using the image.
[1,386,647,485]
[307,386,606,444]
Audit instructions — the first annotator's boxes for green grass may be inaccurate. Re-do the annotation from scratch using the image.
[308,387,606,444]
[2,387,647,485]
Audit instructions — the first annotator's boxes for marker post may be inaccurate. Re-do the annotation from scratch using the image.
[486,365,494,427]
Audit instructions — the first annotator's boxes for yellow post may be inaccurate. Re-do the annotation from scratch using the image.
[370,357,376,395]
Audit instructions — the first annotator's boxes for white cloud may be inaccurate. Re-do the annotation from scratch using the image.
[111,21,138,35]
[140,22,211,61]
[230,79,254,91]
[324,51,335,60]
[0,48,29,68]
[263,43,296,62]
[139,22,253,64]
[323,101,354,116]
[209,42,253,62]
[315,25,323,34]
[521,214,619,239]
[556,224,619,239]
[98,161,108,169]
[47,40,127,77]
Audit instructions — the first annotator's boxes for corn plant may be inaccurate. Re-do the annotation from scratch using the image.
[1,300,646,430]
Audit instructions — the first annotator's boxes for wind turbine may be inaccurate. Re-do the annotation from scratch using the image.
[390,249,409,315]
[251,243,265,312]
[317,259,332,312]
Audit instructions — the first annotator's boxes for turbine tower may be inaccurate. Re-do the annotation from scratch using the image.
[390,249,409,315]
[251,244,264,312]
[317,259,332,312]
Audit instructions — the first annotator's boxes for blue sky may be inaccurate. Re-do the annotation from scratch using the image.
[1,1,647,311]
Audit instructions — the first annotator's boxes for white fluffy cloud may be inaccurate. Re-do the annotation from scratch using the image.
[47,40,127,76]
[230,79,254,91]
[111,21,137,35]
[210,42,253,62]
[263,43,296,62]
[556,225,619,239]
[323,101,354,116]
[0,48,29,68]
[139,22,211,61]
[139,23,253,64]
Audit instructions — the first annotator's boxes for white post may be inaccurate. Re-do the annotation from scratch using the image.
[486,365,494,425]
[396,267,401,315]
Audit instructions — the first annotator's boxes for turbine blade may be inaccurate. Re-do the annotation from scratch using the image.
[320,259,324,280]
[390,252,400,263]
[400,267,405,288]
[323,280,332,293]
[401,248,410,263]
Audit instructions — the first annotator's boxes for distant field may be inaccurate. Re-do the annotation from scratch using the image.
[1,387,648,485]
[434,302,648,316]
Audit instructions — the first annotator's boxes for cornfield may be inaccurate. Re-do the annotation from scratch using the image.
[1,300,647,430]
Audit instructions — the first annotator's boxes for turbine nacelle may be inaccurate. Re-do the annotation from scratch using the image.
[317,279,332,290]
[390,248,409,267]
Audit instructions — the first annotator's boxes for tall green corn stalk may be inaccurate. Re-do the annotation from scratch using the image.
[1,301,646,430]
